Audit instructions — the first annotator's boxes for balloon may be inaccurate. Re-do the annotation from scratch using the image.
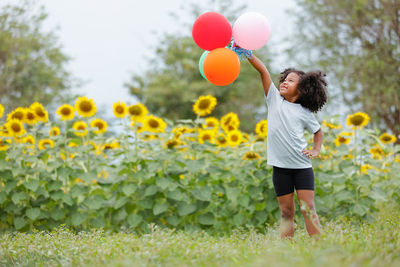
[192,12,232,51]
[233,12,271,50]
[203,48,240,86]
[198,51,209,80]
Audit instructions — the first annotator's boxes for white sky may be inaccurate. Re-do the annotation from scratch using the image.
[2,0,296,119]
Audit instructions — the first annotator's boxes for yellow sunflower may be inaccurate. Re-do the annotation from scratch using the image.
[202,117,219,132]
[0,138,11,151]
[369,145,386,160]
[5,119,26,137]
[38,138,55,150]
[242,151,261,160]
[255,120,268,138]
[73,121,88,137]
[334,132,353,146]
[24,109,38,125]
[346,112,370,129]
[128,103,148,122]
[322,120,342,130]
[0,104,4,118]
[56,104,75,121]
[360,164,376,175]
[49,126,61,137]
[193,95,217,117]
[102,140,120,150]
[379,133,396,144]
[75,96,97,118]
[227,129,242,147]
[142,115,167,133]
[164,138,183,149]
[30,102,49,123]
[198,129,215,144]
[221,112,240,133]
[172,126,194,138]
[113,101,128,118]
[0,125,10,137]
[216,133,228,147]
[90,118,108,134]
[7,107,25,122]
[22,134,36,145]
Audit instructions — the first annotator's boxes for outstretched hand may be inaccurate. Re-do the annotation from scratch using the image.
[302,149,319,160]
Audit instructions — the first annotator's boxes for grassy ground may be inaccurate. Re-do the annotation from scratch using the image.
[1,207,399,267]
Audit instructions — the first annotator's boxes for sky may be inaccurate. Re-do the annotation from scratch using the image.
[2,0,296,120]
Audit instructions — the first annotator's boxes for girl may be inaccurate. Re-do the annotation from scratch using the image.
[248,53,328,238]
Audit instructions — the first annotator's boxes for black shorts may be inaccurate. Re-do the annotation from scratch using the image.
[272,166,315,197]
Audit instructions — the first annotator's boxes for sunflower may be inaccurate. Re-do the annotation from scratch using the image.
[0,104,4,118]
[128,103,148,122]
[22,135,36,148]
[0,125,10,137]
[243,151,261,160]
[113,101,128,118]
[38,138,55,150]
[379,133,396,144]
[369,145,386,160]
[142,115,167,133]
[30,102,49,123]
[7,107,25,122]
[227,129,242,147]
[202,117,219,132]
[164,138,183,149]
[75,96,97,117]
[221,112,240,133]
[242,133,250,144]
[102,141,120,150]
[360,164,376,175]
[334,132,353,146]
[49,126,61,137]
[198,129,215,144]
[322,120,342,130]
[56,104,75,121]
[5,119,26,137]
[172,126,194,138]
[346,112,370,129]
[72,121,88,137]
[0,138,11,151]
[255,120,268,138]
[215,134,228,147]
[193,95,217,117]
[24,109,37,125]
[90,118,108,134]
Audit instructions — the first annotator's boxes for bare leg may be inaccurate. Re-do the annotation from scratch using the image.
[296,190,321,237]
[277,193,295,239]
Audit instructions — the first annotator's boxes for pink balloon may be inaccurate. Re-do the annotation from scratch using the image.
[233,12,271,50]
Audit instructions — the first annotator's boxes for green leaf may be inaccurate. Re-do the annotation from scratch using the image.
[24,179,39,192]
[0,192,7,204]
[26,208,41,221]
[226,187,241,202]
[233,213,245,226]
[255,202,266,211]
[114,209,127,221]
[90,216,106,228]
[50,208,65,221]
[57,167,73,179]
[156,178,171,190]
[335,190,354,203]
[192,186,212,202]
[352,203,368,216]
[238,195,250,208]
[71,185,87,198]
[48,181,63,191]
[50,191,64,201]
[127,213,143,228]
[186,159,206,173]
[153,202,168,215]
[370,188,387,201]
[122,184,137,196]
[71,212,88,226]
[198,212,215,225]
[166,215,180,226]
[144,185,158,197]
[14,216,27,230]
[84,195,104,210]
[167,188,183,201]
[0,170,13,179]
[62,194,74,206]
[178,202,197,216]
[113,197,128,209]
[11,192,28,205]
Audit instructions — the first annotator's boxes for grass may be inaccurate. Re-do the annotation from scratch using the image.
[1,206,399,267]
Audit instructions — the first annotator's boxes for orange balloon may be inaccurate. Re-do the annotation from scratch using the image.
[203,48,240,86]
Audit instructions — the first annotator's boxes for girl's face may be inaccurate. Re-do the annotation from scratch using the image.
[279,72,300,102]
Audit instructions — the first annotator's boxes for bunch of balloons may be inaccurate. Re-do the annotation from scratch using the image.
[192,11,271,86]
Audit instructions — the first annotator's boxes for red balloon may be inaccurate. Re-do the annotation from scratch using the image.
[192,12,232,51]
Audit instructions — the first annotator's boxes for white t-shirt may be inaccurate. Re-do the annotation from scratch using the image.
[265,82,321,168]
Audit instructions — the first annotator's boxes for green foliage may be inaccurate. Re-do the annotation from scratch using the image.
[125,0,275,132]
[0,1,76,112]
[290,0,400,138]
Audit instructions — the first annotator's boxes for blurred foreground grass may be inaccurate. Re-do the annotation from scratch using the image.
[1,204,399,267]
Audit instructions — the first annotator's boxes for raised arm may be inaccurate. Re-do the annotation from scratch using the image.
[248,54,272,96]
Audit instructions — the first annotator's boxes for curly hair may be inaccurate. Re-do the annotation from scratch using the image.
[279,68,328,113]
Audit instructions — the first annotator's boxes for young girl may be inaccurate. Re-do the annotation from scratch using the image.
[248,54,328,238]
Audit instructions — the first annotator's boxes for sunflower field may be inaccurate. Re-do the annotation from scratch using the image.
[0,96,399,233]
